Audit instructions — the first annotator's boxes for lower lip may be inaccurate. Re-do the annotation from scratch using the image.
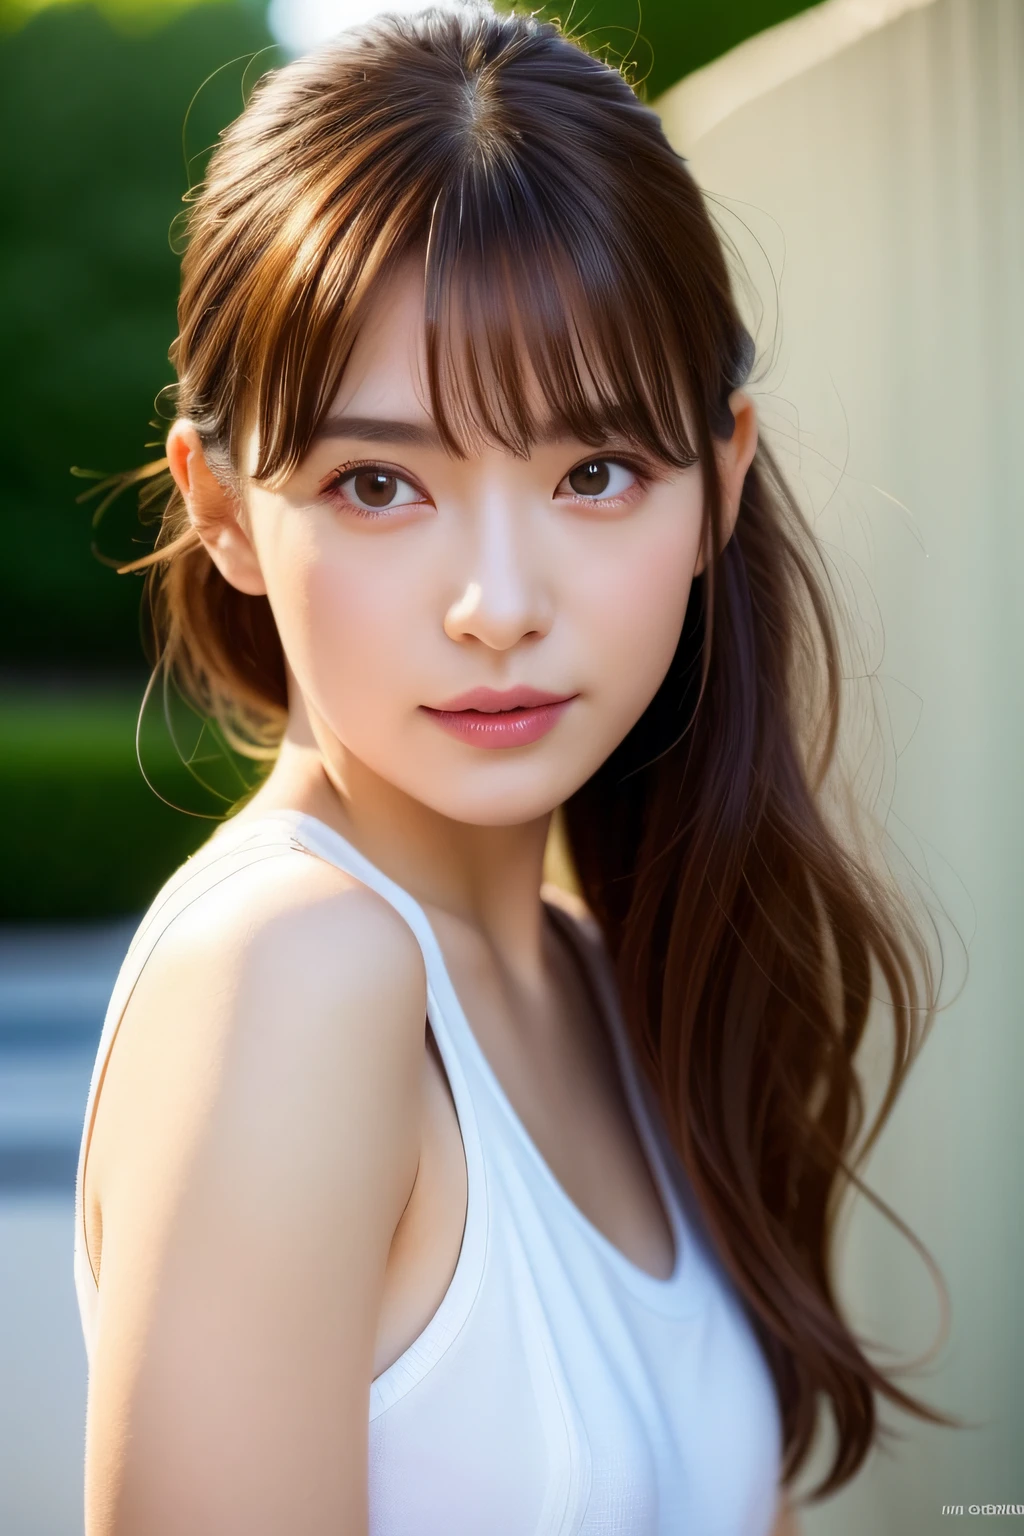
[420,699,575,749]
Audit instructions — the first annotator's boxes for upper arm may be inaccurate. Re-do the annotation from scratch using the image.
[85,857,427,1536]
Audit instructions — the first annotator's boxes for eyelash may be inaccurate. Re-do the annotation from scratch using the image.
[319,455,656,519]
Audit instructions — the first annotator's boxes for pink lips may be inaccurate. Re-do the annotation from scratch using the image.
[420,686,578,749]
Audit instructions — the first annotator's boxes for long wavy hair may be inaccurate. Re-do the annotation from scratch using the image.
[110,0,953,1500]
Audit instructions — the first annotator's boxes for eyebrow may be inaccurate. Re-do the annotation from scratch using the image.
[312,415,443,447]
[310,413,616,450]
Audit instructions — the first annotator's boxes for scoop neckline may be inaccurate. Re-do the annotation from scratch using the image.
[503,896,693,1299]
[227,806,706,1314]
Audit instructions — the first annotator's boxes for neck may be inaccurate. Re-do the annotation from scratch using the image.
[245,694,555,982]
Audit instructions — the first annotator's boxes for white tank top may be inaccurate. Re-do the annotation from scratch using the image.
[74,807,783,1535]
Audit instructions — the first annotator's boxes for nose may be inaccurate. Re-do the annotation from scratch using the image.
[443,496,553,651]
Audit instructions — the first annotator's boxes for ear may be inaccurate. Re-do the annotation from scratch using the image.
[166,420,267,597]
[695,389,759,576]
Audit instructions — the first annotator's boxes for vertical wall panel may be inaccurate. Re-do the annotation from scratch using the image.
[659,3,1024,1530]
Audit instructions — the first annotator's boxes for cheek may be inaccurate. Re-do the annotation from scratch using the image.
[575,508,701,711]
[265,522,430,740]
[304,555,405,703]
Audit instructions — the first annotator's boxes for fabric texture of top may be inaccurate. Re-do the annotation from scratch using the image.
[74,807,783,1535]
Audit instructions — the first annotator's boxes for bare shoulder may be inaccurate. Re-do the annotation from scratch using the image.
[157,840,427,1016]
[90,844,428,1222]
[84,847,428,1531]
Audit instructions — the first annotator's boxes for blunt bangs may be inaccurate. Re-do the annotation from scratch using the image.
[232,18,709,487]
[246,182,704,486]
[420,164,703,470]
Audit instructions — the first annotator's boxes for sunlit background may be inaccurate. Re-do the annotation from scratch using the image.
[1,0,1021,1530]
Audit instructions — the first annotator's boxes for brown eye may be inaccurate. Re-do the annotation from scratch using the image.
[559,458,642,502]
[325,463,426,517]
[568,459,611,496]
[351,470,400,508]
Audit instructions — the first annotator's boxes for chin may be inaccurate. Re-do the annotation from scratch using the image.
[424,786,566,830]
[394,729,622,828]
[399,764,578,830]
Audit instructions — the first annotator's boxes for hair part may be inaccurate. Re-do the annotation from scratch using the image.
[116,0,953,1498]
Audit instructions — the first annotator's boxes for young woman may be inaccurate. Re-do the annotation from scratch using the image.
[73,3,949,1532]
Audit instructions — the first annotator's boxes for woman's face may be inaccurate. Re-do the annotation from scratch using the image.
[227,258,749,828]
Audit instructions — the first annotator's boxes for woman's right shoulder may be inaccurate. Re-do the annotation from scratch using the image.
[145,836,427,1008]
[88,840,429,1234]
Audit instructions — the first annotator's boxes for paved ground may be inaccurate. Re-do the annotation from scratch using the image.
[1,1194,87,1535]
[0,920,135,1535]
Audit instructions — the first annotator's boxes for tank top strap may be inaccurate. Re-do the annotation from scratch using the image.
[116,815,306,974]
[84,813,313,1130]
[232,809,490,1200]
[248,809,480,1068]
[84,804,488,1175]
[540,891,697,1274]
[266,809,694,1273]
[544,895,732,1291]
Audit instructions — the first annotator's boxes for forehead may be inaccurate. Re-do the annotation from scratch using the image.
[331,257,434,424]
[332,253,557,440]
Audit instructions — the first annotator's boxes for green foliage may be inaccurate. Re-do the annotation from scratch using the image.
[0,1,276,670]
[0,0,221,37]
[0,687,269,919]
[503,0,821,100]
[2,691,207,919]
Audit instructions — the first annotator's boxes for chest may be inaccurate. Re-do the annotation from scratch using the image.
[431,903,677,1279]
[373,912,679,1379]
[369,1207,783,1536]
[369,901,781,1532]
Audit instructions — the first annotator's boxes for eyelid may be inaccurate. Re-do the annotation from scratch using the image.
[557,453,656,502]
[319,458,433,516]
[319,458,429,496]
[579,451,655,479]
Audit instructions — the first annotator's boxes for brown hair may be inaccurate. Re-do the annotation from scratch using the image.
[114,0,953,1500]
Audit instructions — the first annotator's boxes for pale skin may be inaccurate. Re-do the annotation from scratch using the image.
[82,255,800,1534]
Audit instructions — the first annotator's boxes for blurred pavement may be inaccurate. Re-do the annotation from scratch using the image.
[0,920,135,1535]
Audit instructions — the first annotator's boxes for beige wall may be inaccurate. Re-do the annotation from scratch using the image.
[658,2,1024,1531]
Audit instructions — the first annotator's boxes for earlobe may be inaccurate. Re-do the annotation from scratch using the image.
[165,421,267,597]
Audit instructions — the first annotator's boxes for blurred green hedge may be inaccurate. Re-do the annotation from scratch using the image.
[0,689,256,921]
[0,0,276,671]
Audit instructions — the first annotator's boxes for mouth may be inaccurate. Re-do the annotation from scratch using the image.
[419,687,578,750]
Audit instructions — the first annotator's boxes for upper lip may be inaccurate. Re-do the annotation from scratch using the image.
[425,686,577,713]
